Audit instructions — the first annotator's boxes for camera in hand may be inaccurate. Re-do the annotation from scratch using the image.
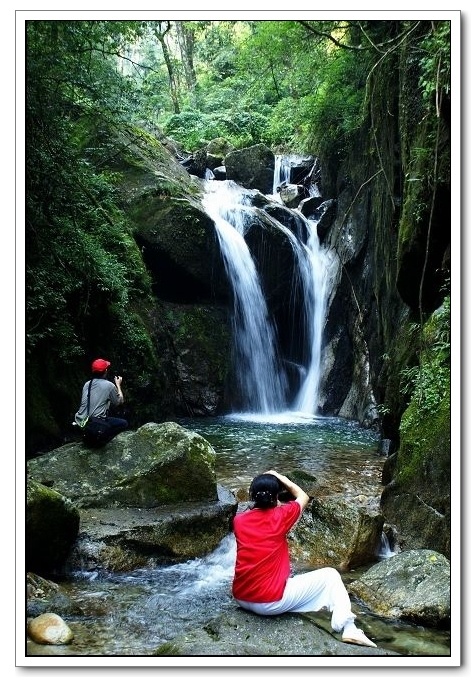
[278,489,296,502]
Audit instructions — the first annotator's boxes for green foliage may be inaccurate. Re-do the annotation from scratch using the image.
[418,21,451,111]
[26,20,154,372]
[263,96,312,151]
[162,107,269,151]
[306,48,368,159]
[395,294,450,490]
[399,295,450,427]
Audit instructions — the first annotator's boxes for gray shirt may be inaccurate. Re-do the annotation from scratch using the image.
[75,378,121,427]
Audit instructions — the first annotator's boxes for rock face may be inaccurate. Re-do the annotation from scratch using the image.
[132,194,230,303]
[348,549,450,628]
[27,422,218,509]
[154,607,395,657]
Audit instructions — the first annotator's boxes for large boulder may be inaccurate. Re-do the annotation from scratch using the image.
[132,194,231,303]
[290,496,384,571]
[27,422,218,509]
[26,480,80,575]
[348,549,450,628]
[224,144,275,194]
[155,606,396,657]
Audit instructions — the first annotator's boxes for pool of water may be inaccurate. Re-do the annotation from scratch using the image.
[181,413,384,499]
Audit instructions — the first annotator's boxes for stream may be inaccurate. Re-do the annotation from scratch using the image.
[26,414,451,659]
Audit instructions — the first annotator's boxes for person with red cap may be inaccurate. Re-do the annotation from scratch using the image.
[74,358,128,447]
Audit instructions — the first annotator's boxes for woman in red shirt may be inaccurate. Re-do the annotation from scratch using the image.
[232,470,377,648]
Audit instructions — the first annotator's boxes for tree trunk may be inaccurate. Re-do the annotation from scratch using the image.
[175,20,197,101]
[153,21,181,114]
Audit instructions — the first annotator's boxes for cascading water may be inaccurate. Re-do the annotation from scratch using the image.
[291,216,331,414]
[272,153,291,196]
[202,157,337,419]
[202,181,288,414]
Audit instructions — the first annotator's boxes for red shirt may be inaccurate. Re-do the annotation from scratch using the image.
[232,500,302,603]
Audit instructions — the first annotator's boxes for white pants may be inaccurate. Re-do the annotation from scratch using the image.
[235,567,356,632]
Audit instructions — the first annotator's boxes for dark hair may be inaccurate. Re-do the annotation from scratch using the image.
[91,370,108,379]
[249,473,281,509]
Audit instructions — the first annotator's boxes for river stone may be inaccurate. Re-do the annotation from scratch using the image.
[348,549,450,627]
[27,613,74,645]
[27,422,218,508]
[278,183,305,208]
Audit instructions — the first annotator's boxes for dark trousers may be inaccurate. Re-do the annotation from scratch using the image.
[103,416,128,440]
[82,416,128,448]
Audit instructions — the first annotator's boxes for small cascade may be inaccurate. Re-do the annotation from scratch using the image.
[272,154,291,195]
[202,158,337,419]
[377,531,396,559]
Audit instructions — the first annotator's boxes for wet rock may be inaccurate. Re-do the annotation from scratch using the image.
[27,573,82,618]
[66,491,237,572]
[290,495,384,570]
[277,183,306,208]
[152,606,396,657]
[225,144,275,194]
[348,549,450,628]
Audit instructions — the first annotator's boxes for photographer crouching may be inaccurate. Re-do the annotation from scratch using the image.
[74,358,128,448]
[231,469,377,648]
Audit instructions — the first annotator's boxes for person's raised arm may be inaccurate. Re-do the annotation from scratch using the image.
[265,470,310,511]
[114,375,124,404]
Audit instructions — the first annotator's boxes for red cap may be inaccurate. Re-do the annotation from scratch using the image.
[91,358,111,373]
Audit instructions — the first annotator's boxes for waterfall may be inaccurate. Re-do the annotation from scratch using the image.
[202,160,336,420]
[202,180,288,414]
[272,153,307,195]
[291,216,331,414]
